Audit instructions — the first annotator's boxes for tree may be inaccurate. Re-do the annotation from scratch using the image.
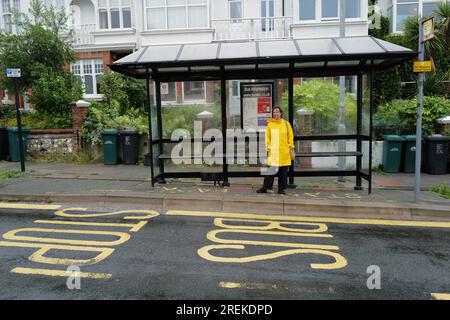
[0,0,80,114]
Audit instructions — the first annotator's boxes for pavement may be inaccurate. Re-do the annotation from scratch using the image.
[1,161,450,221]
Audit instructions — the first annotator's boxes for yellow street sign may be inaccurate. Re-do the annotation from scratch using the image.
[414,61,432,73]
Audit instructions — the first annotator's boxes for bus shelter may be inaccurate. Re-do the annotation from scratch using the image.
[110,36,415,194]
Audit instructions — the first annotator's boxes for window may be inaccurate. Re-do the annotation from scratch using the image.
[98,0,132,30]
[396,1,418,31]
[322,0,338,19]
[345,0,360,18]
[71,59,104,96]
[423,2,439,17]
[161,82,177,102]
[1,0,20,34]
[146,0,208,30]
[299,0,316,20]
[261,0,275,31]
[229,0,242,22]
[183,81,205,102]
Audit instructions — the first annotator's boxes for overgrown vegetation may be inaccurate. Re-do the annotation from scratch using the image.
[0,0,82,117]
[430,183,450,199]
[82,71,148,145]
[282,80,357,134]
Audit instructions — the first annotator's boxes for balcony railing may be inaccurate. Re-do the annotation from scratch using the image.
[73,24,95,45]
[211,17,293,41]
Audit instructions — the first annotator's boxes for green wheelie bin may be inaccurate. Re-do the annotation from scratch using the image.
[382,135,404,173]
[0,126,9,161]
[7,126,30,162]
[401,135,416,173]
[101,129,119,165]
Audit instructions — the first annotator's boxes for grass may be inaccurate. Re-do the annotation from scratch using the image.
[429,183,450,199]
[0,169,30,187]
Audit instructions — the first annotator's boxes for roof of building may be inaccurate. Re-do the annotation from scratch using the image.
[109,36,416,80]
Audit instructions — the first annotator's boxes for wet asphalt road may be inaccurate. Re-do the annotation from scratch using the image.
[0,204,449,300]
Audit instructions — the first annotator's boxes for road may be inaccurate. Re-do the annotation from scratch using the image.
[0,202,449,300]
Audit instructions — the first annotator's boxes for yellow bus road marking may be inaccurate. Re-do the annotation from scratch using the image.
[55,208,160,220]
[34,220,148,232]
[219,281,281,290]
[3,228,131,246]
[431,293,450,300]
[11,267,112,279]
[167,210,450,229]
[0,240,114,266]
[0,203,61,210]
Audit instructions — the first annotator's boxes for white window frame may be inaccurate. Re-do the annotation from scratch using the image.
[394,0,419,33]
[145,0,209,31]
[71,59,104,99]
[97,0,133,30]
[160,82,178,105]
[297,0,362,23]
[182,81,207,104]
[228,0,243,22]
[1,0,20,34]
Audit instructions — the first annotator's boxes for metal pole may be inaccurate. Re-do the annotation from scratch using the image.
[14,78,25,172]
[415,20,424,203]
[146,75,155,187]
[338,0,346,182]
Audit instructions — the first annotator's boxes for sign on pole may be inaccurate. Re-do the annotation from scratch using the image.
[422,17,434,43]
[6,68,21,78]
[413,61,432,73]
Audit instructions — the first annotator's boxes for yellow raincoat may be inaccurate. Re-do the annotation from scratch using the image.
[265,118,294,167]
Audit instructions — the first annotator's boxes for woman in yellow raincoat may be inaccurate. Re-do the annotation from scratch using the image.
[257,107,294,195]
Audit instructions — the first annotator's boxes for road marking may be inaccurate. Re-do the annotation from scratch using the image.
[219,281,281,290]
[199,245,347,269]
[431,293,450,300]
[167,210,450,229]
[34,220,148,232]
[0,203,61,210]
[215,218,328,233]
[3,228,131,246]
[54,208,160,220]
[11,267,112,279]
[0,240,114,266]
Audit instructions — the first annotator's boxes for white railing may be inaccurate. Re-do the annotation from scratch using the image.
[73,24,95,45]
[211,17,293,41]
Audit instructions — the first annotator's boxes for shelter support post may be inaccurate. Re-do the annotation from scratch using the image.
[369,70,373,194]
[155,80,166,184]
[146,75,155,187]
[221,78,230,187]
[288,75,296,188]
[355,74,363,190]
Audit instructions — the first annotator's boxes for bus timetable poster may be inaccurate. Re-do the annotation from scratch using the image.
[241,83,273,129]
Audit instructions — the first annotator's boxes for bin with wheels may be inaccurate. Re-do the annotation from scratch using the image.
[382,135,404,173]
[101,129,119,165]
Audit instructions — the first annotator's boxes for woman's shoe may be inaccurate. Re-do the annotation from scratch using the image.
[256,188,267,193]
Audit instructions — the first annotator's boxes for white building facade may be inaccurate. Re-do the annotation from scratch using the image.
[1,0,370,100]
[378,0,450,33]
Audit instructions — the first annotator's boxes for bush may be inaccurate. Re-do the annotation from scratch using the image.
[282,79,357,134]
[0,107,72,129]
[375,96,450,137]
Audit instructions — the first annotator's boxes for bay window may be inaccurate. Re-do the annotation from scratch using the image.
[1,0,20,33]
[71,59,104,96]
[146,0,208,30]
[98,0,132,30]
[299,0,361,21]
[396,0,418,31]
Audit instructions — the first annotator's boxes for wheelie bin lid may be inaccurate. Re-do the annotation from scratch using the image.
[101,128,118,135]
[7,126,30,132]
[120,129,138,135]
[403,135,416,141]
[383,135,404,141]
[424,134,450,142]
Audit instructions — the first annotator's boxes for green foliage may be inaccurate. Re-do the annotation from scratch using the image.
[369,15,390,39]
[28,68,82,115]
[0,106,72,129]
[430,183,450,199]
[99,70,147,114]
[161,104,221,138]
[0,0,75,93]
[375,96,450,137]
[282,80,357,134]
